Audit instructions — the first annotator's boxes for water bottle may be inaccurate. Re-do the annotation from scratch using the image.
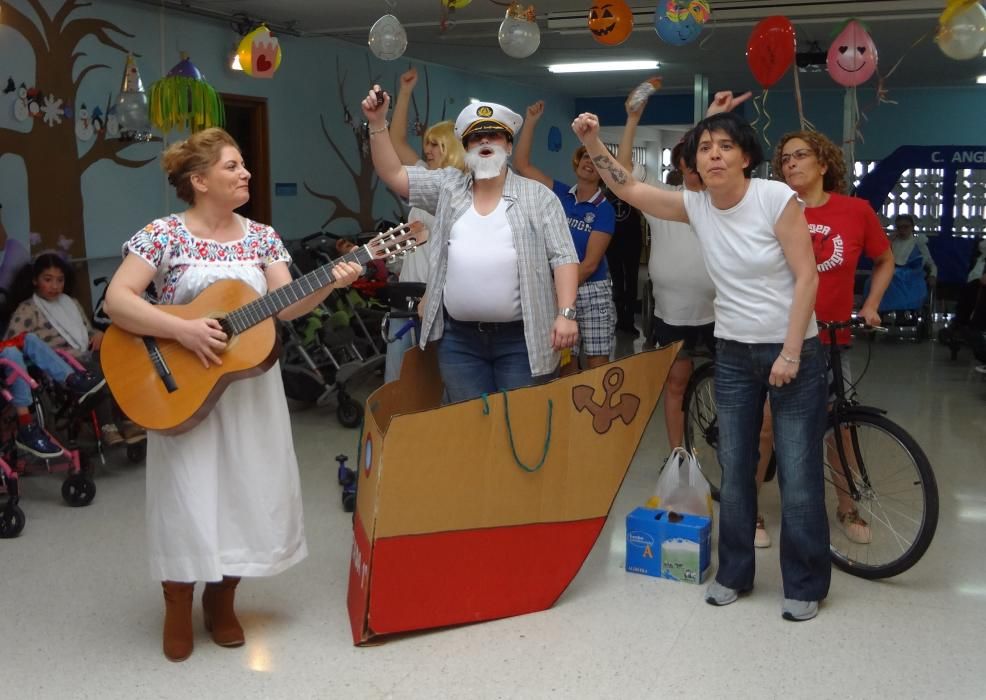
[627,77,663,112]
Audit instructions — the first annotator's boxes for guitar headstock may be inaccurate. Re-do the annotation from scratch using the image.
[365,221,428,262]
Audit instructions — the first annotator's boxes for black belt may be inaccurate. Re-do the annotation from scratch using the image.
[445,315,524,332]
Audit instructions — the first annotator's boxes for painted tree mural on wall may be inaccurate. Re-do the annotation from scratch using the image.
[305,60,450,233]
[0,0,154,262]
[305,55,401,233]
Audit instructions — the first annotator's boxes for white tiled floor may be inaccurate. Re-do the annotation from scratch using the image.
[4,338,985,698]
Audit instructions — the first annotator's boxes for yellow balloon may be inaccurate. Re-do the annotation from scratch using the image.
[236,25,282,78]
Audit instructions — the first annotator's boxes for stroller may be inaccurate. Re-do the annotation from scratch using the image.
[277,232,391,427]
[0,358,96,538]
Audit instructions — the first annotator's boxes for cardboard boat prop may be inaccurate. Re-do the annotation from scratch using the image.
[347,343,678,644]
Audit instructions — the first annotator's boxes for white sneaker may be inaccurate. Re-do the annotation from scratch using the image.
[754,514,771,548]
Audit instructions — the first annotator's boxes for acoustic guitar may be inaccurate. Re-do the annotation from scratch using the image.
[101,221,426,435]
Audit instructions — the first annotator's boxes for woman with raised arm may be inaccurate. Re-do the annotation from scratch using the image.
[572,110,829,622]
[514,99,616,375]
[383,67,465,382]
[104,128,361,662]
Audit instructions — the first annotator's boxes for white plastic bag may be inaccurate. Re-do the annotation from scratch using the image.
[645,447,713,517]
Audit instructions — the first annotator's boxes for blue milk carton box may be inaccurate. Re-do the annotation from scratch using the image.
[625,507,712,584]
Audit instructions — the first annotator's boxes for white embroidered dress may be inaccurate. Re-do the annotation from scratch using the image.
[125,214,307,582]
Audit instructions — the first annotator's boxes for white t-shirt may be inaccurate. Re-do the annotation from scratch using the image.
[682,178,817,344]
[400,206,435,284]
[443,200,522,322]
[642,171,715,326]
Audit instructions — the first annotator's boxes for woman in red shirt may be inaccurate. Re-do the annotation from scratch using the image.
[753,131,894,547]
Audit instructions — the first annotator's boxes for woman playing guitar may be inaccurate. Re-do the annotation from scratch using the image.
[103,128,362,662]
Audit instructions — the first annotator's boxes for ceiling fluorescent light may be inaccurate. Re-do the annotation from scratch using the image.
[549,60,659,74]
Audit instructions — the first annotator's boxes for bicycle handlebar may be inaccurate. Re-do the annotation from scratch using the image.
[818,317,888,343]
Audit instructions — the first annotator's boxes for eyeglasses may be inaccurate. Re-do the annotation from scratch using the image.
[780,148,815,165]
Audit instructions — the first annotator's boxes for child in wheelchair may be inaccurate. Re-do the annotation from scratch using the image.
[0,332,103,458]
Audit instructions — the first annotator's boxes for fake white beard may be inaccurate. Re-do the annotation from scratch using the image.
[465,144,509,180]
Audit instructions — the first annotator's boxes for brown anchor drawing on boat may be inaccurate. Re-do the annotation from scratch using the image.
[572,366,641,434]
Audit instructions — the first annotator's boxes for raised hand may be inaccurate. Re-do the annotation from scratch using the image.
[571,113,600,143]
[360,84,390,123]
[526,100,545,122]
[707,90,753,117]
[399,67,418,92]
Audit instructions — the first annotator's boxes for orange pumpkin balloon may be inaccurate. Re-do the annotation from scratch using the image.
[588,1,635,46]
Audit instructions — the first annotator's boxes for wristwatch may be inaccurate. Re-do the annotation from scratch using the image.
[558,307,577,321]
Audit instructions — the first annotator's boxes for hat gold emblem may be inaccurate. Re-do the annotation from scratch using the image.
[476,105,494,118]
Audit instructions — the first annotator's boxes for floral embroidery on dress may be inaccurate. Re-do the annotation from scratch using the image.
[124,214,290,304]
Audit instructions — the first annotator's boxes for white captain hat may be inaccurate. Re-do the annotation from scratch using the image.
[454,102,523,143]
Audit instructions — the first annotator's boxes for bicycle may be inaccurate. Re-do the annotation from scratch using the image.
[681,318,939,579]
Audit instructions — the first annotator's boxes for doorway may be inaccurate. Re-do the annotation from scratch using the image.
[221,94,271,225]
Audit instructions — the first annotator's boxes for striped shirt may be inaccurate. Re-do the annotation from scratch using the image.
[407,165,579,376]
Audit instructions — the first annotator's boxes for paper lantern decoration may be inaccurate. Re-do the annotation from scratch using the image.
[114,53,152,142]
[148,54,224,133]
[746,16,796,89]
[499,3,540,58]
[655,0,711,46]
[827,20,878,87]
[236,25,282,78]
[442,0,472,6]
[935,0,986,60]
[588,0,634,46]
[368,14,408,61]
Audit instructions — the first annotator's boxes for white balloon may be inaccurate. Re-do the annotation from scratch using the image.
[498,16,540,59]
[368,14,407,61]
[936,2,986,60]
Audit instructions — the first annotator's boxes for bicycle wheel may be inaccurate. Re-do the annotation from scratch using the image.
[682,361,721,499]
[823,409,939,579]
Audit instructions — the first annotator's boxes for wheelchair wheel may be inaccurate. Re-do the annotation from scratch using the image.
[126,442,147,464]
[337,394,364,429]
[0,503,25,538]
[62,474,96,507]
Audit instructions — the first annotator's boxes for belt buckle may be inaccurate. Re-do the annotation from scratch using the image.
[476,320,493,332]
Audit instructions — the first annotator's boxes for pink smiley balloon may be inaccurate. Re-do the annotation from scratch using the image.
[827,19,878,87]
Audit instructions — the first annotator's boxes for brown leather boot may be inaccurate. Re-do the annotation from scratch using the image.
[202,576,245,647]
[161,581,195,662]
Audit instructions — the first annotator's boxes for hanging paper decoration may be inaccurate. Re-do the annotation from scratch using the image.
[746,16,796,89]
[935,0,986,60]
[498,3,540,58]
[655,0,711,46]
[368,14,408,60]
[113,54,152,141]
[827,20,878,87]
[588,0,634,46]
[442,0,471,6]
[236,25,282,78]
[149,54,224,133]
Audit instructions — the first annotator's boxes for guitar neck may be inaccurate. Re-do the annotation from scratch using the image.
[224,247,374,334]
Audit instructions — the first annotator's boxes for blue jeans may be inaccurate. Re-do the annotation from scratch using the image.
[0,334,74,408]
[437,318,553,403]
[714,337,830,601]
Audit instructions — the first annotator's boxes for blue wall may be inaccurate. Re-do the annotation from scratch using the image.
[0,0,580,291]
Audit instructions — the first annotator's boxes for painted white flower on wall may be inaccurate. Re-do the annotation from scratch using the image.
[42,94,64,126]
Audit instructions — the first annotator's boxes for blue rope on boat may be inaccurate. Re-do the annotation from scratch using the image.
[480,389,552,473]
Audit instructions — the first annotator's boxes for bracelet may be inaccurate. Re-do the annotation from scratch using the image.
[780,352,800,365]
[368,121,389,135]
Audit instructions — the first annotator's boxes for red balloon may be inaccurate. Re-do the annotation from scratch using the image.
[746,16,796,89]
